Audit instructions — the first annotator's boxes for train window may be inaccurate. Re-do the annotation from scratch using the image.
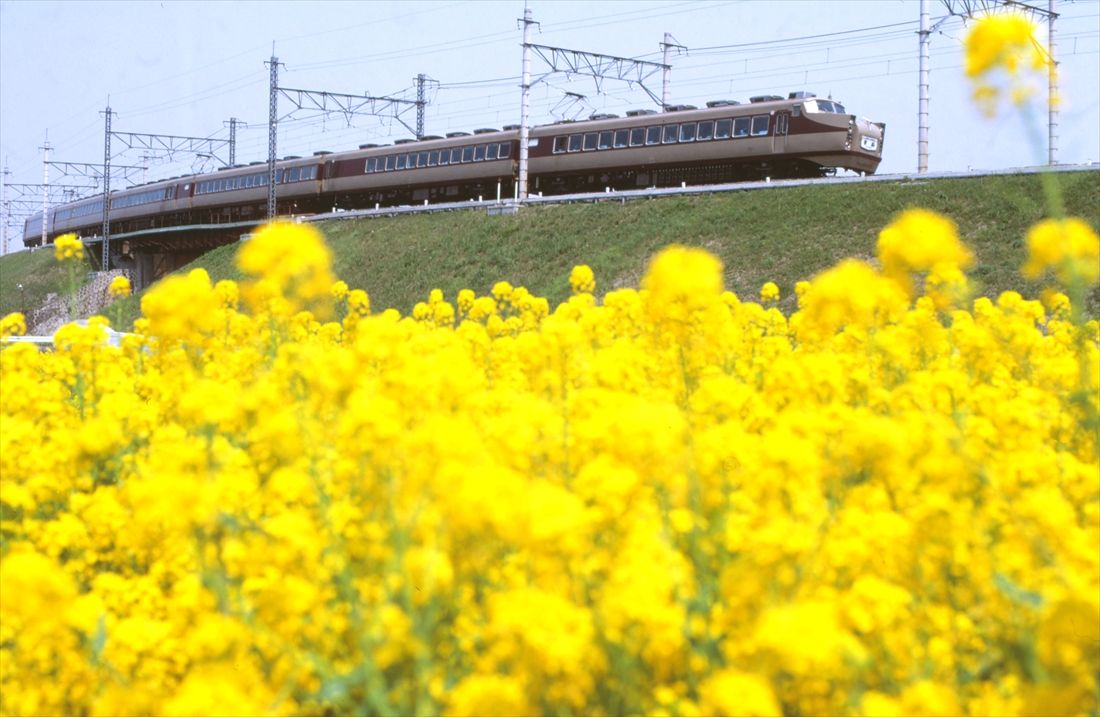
[308,166,318,179]
[437,150,449,166]
[715,119,732,139]
[451,148,462,163]
[486,143,499,160]
[499,143,512,158]
[366,158,376,173]
[396,155,407,170]
[733,118,750,137]
[679,123,697,142]
[698,121,714,141]
[428,151,439,166]
[834,102,846,114]
[289,168,301,182]
[630,128,645,146]
[598,131,613,150]
[583,133,598,151]
[474,145,487,161]
[462,146,474,162]
[418,151,429,167]
[383,156,393,171]
[568,135,583,152]
[614,129,629,148]
[663,125,678,144]
[751,115,769,136]
[553,136,567,154]
[646,126,661,145]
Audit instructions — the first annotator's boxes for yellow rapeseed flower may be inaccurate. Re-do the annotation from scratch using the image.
[107,275,131,299]
[0,312,26,339]
[52,233,83,262]
[570,264,596,295]
[965,14,1047,79]
[1022,217,1100,284]
[965,14,1051,117]
[877,208,973,295]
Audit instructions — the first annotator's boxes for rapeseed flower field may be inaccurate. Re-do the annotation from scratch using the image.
[1,13,1098,717]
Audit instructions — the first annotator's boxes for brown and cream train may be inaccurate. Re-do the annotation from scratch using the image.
[23,92,884,251]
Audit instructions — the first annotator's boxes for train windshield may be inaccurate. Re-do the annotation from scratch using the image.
[805,99,847,114]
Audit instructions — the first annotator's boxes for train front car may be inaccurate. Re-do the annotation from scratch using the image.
[785,94,885,176]
[528,92,884,192]
[22,212,44,248]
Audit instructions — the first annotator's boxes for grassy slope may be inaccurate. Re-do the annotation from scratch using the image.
[322,172,1100,316]
[2,172,1098,330]
[0,247,94,319]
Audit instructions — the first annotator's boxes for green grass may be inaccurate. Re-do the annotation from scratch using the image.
[3,171,1098,332]
[0,246,94,319]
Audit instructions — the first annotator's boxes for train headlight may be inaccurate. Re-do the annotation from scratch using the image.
[860,137,879,152]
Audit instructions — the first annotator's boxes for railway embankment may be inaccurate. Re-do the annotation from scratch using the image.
[2,170,1098,331]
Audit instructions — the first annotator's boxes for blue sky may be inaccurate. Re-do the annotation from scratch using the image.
[1,0,1097,237]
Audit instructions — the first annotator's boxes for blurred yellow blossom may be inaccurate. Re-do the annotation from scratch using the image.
[107,275,131,299]
[1022,217,1100,284]
[965,13,1051,117]
[53,233,83,262]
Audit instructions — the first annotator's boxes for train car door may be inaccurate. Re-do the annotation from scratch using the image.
[773,111,790,155]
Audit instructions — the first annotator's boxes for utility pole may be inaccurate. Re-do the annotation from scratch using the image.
[141,152,155,184]
[1,161,9,256]
[918,0,930,173]
[267,55,281,219]
[518,5,535,201]
[416,74,426,140]
[102,105,115,269]
[1048,0,1058,165]
[40,133,51,247]
[660,33,685,111]
[226,117,242,166]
